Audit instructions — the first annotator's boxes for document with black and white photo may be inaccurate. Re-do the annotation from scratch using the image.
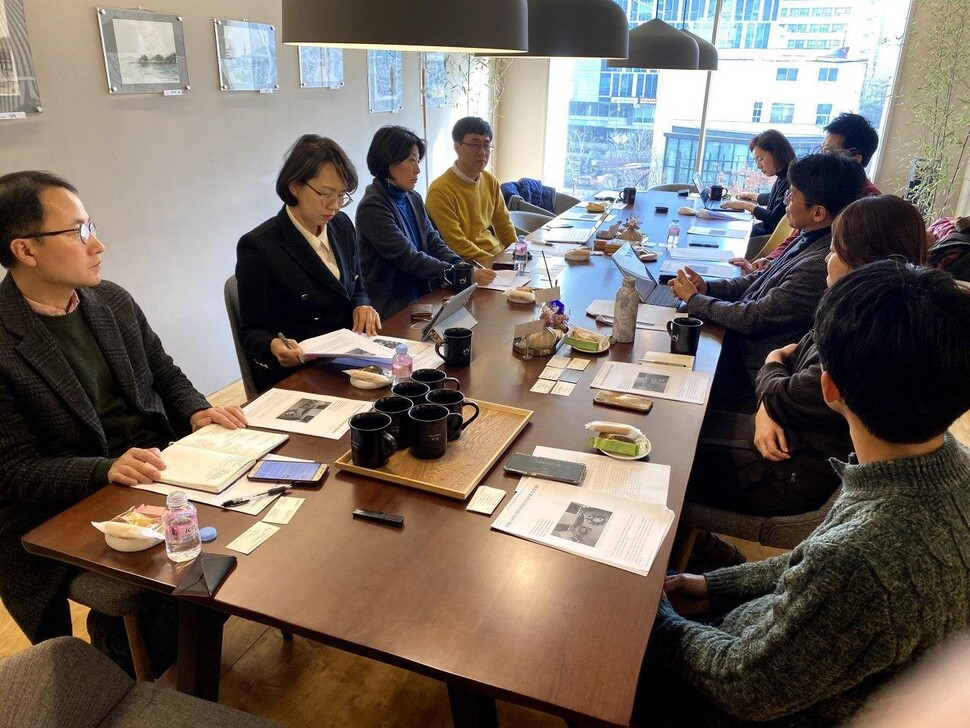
[590,361,711,406]
[242,388,372,439]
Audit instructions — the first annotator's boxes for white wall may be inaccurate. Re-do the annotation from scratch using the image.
[1,0,466,394]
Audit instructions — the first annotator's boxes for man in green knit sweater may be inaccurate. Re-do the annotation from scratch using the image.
[0,171,246,674]
[646,260,970,726]
[426,116,518,262]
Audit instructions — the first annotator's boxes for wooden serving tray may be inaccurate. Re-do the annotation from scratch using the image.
[334,399,533,500]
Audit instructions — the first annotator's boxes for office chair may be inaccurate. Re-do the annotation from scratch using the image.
[66,572,153,682]
[224,275,259,401]
[649,183,698,193]
[671,487,842,572]
[0,637,281,728]
[553,192,581,214]
[510,210,554,237]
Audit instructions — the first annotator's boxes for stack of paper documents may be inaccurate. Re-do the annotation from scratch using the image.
[586,299,678,331]
[242,388,373,438]
[492,446,674,576]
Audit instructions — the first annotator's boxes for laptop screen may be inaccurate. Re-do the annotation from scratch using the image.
[609,244,660,303]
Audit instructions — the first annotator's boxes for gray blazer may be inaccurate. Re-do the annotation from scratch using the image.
[687,228,832,375]
[0,274,209,642]
[356,179,462,319]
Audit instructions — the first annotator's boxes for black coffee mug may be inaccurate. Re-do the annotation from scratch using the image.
[349,412,397,468]
[444,262,474,292]
[390,380,431,407]
[425,389,480,441]
[411,368,460,391]
[620,186,637,204]
[667,316,703,356]
[434,327,473,367]
[373,395,412,449]
[710,184,725,202]
[408,404,462,460]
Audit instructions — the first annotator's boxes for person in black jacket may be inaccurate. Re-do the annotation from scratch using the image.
[722,129,796,237]
[687,195,927,518]
[236,135,381,392]
[356,125,495,319]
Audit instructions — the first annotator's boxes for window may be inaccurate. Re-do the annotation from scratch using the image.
[770,102,795,123]
[544,0,910,196]
[815,103,833,126]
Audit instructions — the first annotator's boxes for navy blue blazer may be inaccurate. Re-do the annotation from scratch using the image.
[236,207,370,391]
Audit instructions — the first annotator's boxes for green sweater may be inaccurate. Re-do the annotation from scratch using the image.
[653,434,970,726]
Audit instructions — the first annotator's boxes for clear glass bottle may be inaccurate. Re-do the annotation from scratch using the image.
[666,218,681,247]
[391,343,412,386]
[163,491,201,562]
[513,235,529,274]
[612,276,638,344]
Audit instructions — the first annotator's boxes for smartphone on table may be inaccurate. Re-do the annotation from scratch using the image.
[504,453,586,486]
[247,459,328,485]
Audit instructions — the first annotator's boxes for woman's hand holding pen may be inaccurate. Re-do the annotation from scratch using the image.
[272,335,306,367]
[352,305,382,336]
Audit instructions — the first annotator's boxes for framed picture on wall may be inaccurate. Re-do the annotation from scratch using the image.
[299,46,344,89]
[214,19,278,92]
[96,7,189,94]
[421,52,450,109]
[367,50,402,114]
[0,0,43,117]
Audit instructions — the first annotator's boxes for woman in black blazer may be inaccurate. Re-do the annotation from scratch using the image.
[236,134,381,391]
[722,129,796,237]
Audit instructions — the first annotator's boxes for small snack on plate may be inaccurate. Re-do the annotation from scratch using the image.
[564,248,592,262]
[92,505,165,552]
[584,421,652,459]
[345,367,392,389]
[564,326,611,353]
[506,287,536,304]
[586,201,606,213]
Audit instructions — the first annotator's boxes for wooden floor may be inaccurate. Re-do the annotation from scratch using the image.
[0,377,818,726]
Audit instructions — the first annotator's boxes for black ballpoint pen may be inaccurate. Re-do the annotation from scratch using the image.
[222,485,291,509]
[277,332,306,364]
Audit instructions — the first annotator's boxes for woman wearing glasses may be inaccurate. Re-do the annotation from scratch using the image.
[236,134,380,391]
[356,126,496,319]
[721,129,796,237]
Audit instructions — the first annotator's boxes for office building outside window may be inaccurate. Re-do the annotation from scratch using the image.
[544,0,910,196]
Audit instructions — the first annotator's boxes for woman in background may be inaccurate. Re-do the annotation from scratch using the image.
[236,134,380,392]
[722,129,796,237]
[356,125,494,319]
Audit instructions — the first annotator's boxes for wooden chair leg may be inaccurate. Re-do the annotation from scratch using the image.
[123,613,154,682]
[670,526,701,573]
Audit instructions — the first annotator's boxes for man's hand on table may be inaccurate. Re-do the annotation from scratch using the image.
[190,406,247,431]
[108,447,165,486]
[664,573,711,617]
[670,266,707,302]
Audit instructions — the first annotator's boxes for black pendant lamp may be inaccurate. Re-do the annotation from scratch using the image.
[607,18,699,70]
[281,0,529,54]
[682,29,718,70]
[483,0,629,58]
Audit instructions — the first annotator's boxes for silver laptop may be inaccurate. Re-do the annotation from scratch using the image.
[609,244,681,309]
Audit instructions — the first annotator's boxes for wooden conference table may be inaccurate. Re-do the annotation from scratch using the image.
[23,192,750,727]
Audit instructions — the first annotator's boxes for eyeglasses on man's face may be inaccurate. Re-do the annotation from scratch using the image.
[459,141,494,153]
[783,190,817,208]
[23,221,97,245]
[303,180,353,208]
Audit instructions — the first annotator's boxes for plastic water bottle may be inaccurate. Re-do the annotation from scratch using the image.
[514,235,529,274]
[391,343,412,386]
[666,218,681,247]
[163,491,201,562]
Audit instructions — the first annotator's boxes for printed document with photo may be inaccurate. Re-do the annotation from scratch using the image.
[585,299,678,331]
[590,361,712,406]
[492,479,674,576]
[361,334,444,371]
[298,328,395,363]
[242,388,372,438]
[660,259,737,279]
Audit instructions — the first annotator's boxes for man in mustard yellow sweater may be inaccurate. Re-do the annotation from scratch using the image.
[426,117,517,262]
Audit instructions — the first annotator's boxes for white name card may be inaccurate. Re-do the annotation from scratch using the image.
[514,320,546,338]
[534,286,561,305]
